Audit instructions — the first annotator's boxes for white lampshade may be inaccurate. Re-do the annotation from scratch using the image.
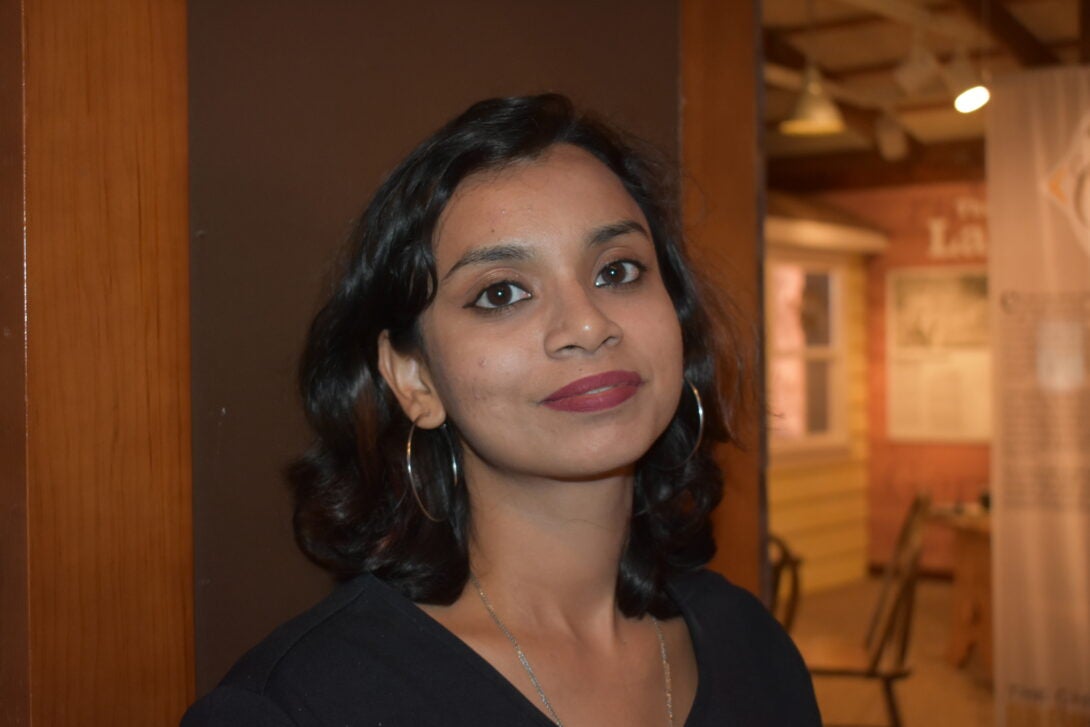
[779,64,846,136]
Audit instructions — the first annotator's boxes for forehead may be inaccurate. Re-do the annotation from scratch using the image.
[432,144,648,262]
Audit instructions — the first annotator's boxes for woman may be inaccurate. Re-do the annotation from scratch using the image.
[183,94,820,726]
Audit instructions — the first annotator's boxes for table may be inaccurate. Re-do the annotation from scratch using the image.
[931,505,993,681]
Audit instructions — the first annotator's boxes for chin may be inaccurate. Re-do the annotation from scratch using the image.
[538,463,639,485]
[543,439,655,481]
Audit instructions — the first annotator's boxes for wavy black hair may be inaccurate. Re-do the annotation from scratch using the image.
[289,94,745,618]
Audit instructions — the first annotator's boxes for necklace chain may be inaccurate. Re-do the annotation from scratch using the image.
[469,573,674,727]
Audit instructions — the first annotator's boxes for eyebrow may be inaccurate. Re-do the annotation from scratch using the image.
[587,219,650,247]
[442,244,534,281]
[441,218,650,281]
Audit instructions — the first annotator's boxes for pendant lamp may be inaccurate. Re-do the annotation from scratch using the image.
[779,63,846,136]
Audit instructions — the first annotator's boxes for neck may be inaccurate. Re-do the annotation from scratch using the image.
[464,460,633,635]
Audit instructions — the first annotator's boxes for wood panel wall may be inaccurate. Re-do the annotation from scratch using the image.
[1,0,194,723]
[680,0,766,596]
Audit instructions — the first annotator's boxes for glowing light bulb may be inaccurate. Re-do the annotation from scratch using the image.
[954,85,990,114]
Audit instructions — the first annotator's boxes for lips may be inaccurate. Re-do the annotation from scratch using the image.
[541,370,643,413]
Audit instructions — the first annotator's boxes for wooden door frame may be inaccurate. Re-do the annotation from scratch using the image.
[681,0,768,597]
[1,0,194,723]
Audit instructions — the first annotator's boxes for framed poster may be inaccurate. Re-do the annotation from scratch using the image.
[887,266,991,441]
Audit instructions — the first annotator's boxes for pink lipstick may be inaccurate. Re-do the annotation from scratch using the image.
[541,370,643,413]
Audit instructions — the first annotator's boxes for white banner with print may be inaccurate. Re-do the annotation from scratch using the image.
[989,67,1090,726]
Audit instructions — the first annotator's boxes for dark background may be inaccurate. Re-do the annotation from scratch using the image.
[189,0,681,693]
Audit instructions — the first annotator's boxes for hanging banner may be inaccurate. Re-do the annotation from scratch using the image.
[989,67,1090,726]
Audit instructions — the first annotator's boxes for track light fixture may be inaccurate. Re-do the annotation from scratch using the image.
[944,48,990,114]
[893,42,942,96]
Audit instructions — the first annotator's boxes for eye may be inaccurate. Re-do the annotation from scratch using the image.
[471,281,532,310]
[595,260,645,287]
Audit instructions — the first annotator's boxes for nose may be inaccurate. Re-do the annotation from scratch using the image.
[543,285,623,357]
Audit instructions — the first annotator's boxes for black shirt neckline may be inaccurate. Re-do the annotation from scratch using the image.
[364,573,711,726]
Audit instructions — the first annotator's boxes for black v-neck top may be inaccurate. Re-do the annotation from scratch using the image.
[181,569,821,726]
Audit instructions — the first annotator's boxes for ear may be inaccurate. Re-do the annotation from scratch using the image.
[377,330,447,429]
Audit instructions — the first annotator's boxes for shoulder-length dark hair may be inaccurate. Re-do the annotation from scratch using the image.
[290,94,745,618]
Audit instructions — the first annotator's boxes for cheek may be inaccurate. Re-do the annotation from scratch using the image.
[625,292,684,372]
[428,336,528,416]
[655,317,686,408]
[656,306,684,359]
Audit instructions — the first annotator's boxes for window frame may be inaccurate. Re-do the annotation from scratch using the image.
[764,248,851,456]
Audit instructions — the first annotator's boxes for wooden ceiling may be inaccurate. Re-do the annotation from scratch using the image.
[763,0,1084,190]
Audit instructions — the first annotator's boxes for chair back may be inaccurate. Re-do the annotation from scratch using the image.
[864,494,931,673]
[767,533,802,632]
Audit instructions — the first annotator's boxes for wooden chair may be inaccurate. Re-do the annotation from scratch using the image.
[797,494,931,727]
[767,533,802,633]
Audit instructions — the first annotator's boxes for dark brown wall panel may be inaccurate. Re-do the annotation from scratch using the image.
[681,0,766,597]
[0,0,29,720]
[189,0,680,692]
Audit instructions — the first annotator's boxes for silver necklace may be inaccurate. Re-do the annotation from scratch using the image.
[469,573,674,727]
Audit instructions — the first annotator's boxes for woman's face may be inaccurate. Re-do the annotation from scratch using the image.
[411,144,684,482]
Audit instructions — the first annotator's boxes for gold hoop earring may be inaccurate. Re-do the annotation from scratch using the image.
[679,379,705,466]
[633,379,708,514]
[405,420,459,522]
[649,379,704,473]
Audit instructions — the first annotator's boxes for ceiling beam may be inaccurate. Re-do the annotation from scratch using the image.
[773,13,887,36]
[953,0,1060,67]
[827,38,1078,80]
[767,138,985,192]
[831,0,977,40]
[763,28,818,75]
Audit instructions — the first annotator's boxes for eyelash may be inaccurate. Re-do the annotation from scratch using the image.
[594,259,646,288]
[466,258,648,313]
[468,280,532,312]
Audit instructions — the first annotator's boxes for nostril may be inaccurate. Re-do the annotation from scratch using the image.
[542,290,625,356]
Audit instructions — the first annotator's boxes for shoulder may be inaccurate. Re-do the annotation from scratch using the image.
[668,569,822,725]
[182,573,559,726]
[668,567,783,641]
[180,686,296,727]
[181,573,430,725]
[670,568,794,655]
[215,573,384,694]
[668,567,765,614]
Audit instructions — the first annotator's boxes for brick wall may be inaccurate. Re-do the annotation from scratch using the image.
[818,181,989,573]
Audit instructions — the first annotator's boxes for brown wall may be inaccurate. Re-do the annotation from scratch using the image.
[189,0,681,693]
[820,182,990,573]
[0,0,28,720]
